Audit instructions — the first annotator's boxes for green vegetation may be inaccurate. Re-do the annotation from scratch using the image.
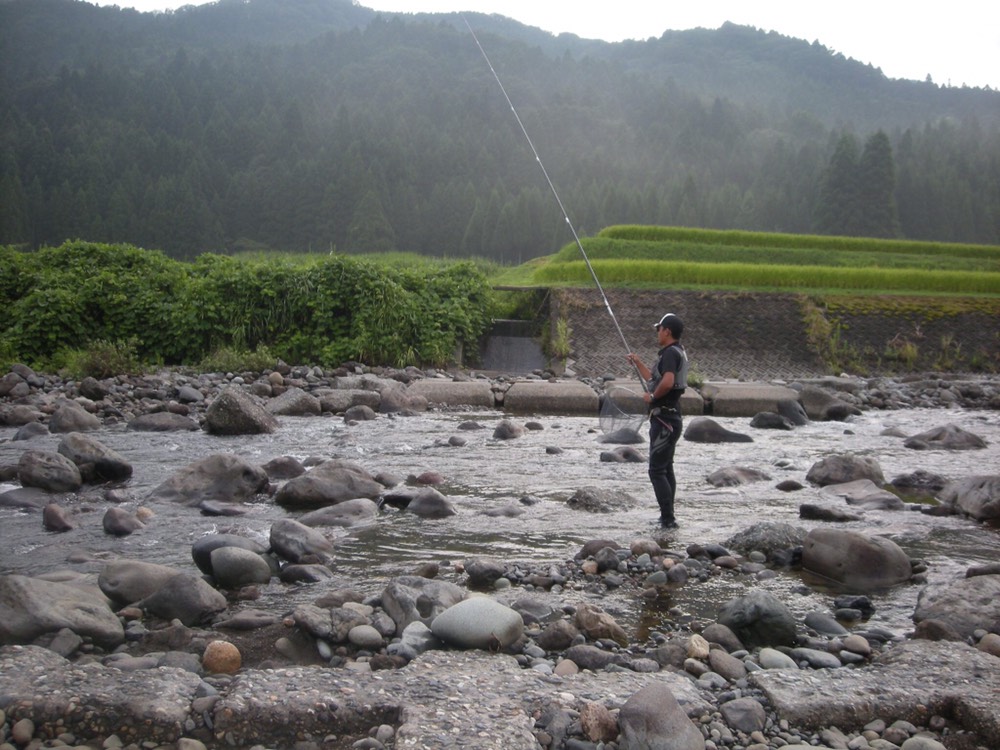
[0,242,495,373]
[537,227,1000,295]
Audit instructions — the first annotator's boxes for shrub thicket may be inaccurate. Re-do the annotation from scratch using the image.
[0,242,495,372]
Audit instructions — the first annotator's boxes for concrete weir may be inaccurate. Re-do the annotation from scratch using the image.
[502,379,599,414]
[404,377,801,418]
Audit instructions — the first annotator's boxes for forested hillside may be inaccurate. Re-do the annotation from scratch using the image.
[1,0,998,260]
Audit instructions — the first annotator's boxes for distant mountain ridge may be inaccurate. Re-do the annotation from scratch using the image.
[1,0,997,256]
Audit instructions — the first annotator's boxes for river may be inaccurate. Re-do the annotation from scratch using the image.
[2,404,998,644]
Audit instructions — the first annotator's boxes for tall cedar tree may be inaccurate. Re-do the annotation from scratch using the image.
[857,131,901,238]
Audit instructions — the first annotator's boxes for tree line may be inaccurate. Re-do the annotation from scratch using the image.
[1,1,998,260]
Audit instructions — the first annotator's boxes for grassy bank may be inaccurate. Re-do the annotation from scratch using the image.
[508,225,1000,296]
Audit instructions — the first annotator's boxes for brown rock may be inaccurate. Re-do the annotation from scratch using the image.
[203,640,242,674]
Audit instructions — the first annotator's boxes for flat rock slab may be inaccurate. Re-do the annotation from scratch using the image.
[0,647,709,750]
[701,382,799,417]
[215,649,711,749]
[503,380,599,414]
[751,639,1000,745]
[407,379,495,409]
[0,645,204,746]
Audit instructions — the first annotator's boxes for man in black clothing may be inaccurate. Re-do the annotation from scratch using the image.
[626,312,689,528]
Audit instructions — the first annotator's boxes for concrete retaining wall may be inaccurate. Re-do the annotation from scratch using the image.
[548,289,999,381]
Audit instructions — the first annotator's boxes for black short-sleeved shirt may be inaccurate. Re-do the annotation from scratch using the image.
[649,342,689,412]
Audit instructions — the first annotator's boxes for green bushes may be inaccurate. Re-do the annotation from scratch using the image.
[0,242,496,372]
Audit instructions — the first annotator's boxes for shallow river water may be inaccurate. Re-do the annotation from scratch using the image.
[2,404,999,643]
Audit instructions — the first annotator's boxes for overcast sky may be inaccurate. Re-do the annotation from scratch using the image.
[91,0,999,89]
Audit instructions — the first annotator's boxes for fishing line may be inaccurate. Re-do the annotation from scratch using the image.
[463,17,645,389]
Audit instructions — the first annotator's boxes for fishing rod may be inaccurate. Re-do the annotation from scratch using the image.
[463,17,647,390]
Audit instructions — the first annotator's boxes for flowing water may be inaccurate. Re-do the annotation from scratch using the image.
[2,405,998,643]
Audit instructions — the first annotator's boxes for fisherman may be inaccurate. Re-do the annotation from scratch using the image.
[626,312,689,529]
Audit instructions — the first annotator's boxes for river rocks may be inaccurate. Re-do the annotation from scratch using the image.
[717,590,797,649]
[209,546,274,588]
[127,412,200,431]
[493,419,526,439]
[268,518,333,564]
[381,576,467,632]
[102,506,145,536]
[203,386,278,435]
[298,497,379,527]
[57,432,133,482]
[148,453,269,506]
[797,384,862,421]
[191,534,271,576]
[723,522,806,561]
[819,478,905,510]
[266,386,321,416]
[801,528,913,591]
[618,682,706,750]
[706,466,771,487]
[574,602,628,646]
[274,459,384,509]
[42,502,74,531]
[566,486,635,512]
[48,401,102,433]
[134,573,227,626]
[903,423,987,450]
[750,411,794,430]
[202,639,242,674]
[405,487,459,518]
[937,474,1000,522]
[912,573,1000,640]
[99,560,184,605]
[17,449,82,492]
[431,596,524,650]
[0,574,124,648]
[683,417,753,443]
[806,453,885,486]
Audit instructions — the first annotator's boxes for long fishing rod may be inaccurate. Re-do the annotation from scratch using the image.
[463,17,646,389]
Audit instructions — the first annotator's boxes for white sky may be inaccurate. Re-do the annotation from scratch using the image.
[92,0,999,89]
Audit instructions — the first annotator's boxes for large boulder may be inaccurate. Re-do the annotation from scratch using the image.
[797,385,862,421]
[819,479,905,511]
[274,460,383,510]
[937,475,1000,522]
[148,454,269,506]
[134,573,227,626]
[17,450,83,493]
[683,417,753,443]
[0,574,124,648]
[203,387,278,435]
[209,546,275,588]
[431,596,524,650]
[57,432,132,482]
[191,534,271,576]
[618,682,706,750]
[298,498,379,527]
[806,453,885,487]
[269,518,334,564]
[723,522,807,560]
[717,590,797,649]
[98,560,184,605]
[266,386,321,416]
[904,424,987,451]
[913,574,1000,641]
[47,401,101,433]
[801,528,912,591]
